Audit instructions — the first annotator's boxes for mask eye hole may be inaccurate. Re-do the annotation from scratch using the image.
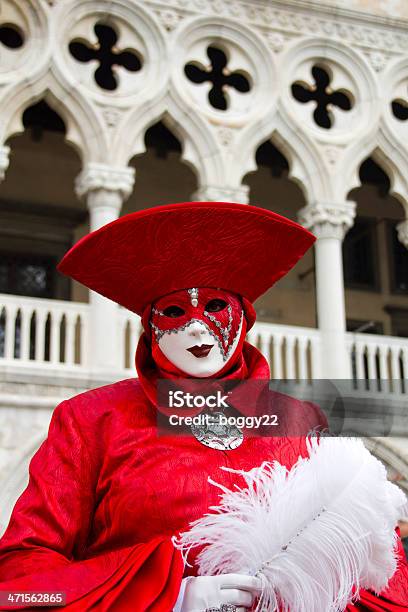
[163,305,185,318]
[205,299,227,313]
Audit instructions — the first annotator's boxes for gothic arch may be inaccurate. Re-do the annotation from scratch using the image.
[116,94,223,187]
[340,124,408,215]
[235,107,330,205]
[0,74,108,164]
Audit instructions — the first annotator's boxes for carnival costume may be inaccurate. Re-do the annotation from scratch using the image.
[0,202,407,611]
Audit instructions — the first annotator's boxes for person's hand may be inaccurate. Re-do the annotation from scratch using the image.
[180,573,262,612]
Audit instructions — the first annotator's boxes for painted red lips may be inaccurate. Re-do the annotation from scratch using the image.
[187,344,214,358]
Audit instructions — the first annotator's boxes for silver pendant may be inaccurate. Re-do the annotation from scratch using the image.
[191,411,243,450]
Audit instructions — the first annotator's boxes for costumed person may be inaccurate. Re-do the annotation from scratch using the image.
[0,201,406,611]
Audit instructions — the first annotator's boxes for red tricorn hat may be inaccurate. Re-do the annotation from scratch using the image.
[57,201,316,316]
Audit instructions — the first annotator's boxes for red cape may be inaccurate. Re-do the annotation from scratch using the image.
[0,345,407,610]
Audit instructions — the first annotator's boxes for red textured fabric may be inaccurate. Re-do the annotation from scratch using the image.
[56,202,316,316]
[0,345,407,610]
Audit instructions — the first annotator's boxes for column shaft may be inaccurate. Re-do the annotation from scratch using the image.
[75,164,135,374]
[314,234,349,379]
[299,201,356,380]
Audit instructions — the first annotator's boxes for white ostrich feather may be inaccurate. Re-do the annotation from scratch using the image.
[173,437,406,612]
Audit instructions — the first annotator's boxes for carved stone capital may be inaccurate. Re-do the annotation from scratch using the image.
[193,184,249,204]
[75,163,135,202]
[397,219,408,249]
[0,146,10,182]
[298,200,356,240]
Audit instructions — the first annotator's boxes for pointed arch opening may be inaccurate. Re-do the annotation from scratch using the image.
[124,120,198,213]
[345,156,408,338]
[1,99,88,305]
[242,139,316,330]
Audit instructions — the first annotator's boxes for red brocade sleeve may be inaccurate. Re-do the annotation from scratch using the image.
[0,400,184,611]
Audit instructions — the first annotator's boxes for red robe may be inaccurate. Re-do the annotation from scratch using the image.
[0,343,407,611]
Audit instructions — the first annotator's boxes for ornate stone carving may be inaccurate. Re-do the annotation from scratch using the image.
[155,9,181,31]
[397,219,408,248]
[193,184,249,204]
[75,163,135,201]
[143,0,408,55]
[266,31,286,53]
[298,200,356,240]
[100,106,122,128]
[324,145,343,166]
[217,127,236,147]
[367,50,388,72]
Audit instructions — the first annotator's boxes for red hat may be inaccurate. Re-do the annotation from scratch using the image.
[57,201,315,315]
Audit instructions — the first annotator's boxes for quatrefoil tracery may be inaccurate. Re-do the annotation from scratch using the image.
[69,22,142,91]
[184,45,251,111]
[291,65,353,129]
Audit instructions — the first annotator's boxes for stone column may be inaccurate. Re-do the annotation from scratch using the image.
[397,219,408,249]
[192,184,249,203]
[75,163,135,373]
[0,145,10,180]
[298,201,356,379]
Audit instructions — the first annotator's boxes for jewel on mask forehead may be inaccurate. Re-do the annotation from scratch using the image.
[187,287,199,307]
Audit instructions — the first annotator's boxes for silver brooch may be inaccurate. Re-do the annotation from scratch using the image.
[191,411,243,450]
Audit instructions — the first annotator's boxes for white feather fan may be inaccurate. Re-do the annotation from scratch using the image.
[173,437,406,612]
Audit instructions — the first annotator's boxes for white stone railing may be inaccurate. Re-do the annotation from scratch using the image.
[346,332,408,394]
[118,307,143,371]
[117,314,324,381]
[1,294,408,393]
[0,293,89,368]
[247,321,323,381]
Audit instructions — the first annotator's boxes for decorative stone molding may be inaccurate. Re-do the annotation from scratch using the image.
[298,200,356,240]
[397,219,408,249]
[193,184,249,203]
[142,0,408,56]
[75,163,135,201]
[0,145,10,181]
